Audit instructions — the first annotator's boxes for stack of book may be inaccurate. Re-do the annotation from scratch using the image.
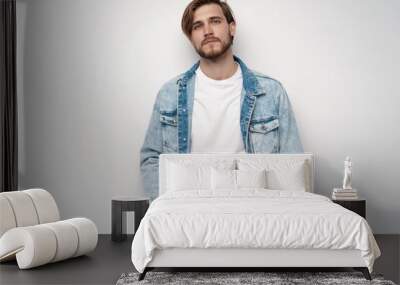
[332,188,358,200]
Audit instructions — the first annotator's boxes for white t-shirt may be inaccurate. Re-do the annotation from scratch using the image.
[190,64,246,153]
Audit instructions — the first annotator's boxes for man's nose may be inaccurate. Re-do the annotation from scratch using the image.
[203,23,213,36]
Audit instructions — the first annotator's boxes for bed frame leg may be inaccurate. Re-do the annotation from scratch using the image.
[138,268,148,281]
[354,267,371,280]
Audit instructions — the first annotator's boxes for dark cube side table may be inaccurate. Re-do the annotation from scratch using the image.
[111,196,149,242]
[332,198,366,219]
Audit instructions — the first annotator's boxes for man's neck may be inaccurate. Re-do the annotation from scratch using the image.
[198,50,238,80]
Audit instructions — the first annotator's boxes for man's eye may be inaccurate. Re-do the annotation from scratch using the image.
[212,19,221,23]
[192,25,200,30]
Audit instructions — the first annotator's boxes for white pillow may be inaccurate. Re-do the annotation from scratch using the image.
[237,159,308,191]
[267,162,306,191]
[211,168,236,190]
[236,169,267,189]
[211,168,268,190]
[167,162,210,191]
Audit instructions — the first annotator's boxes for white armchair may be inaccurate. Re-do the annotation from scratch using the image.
[0,188,98,269]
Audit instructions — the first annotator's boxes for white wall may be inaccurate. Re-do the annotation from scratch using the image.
[17,0,400,234]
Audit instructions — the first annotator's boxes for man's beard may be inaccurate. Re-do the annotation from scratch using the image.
[196,36,233,60]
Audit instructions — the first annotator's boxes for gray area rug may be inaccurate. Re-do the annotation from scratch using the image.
[116,271,396,285]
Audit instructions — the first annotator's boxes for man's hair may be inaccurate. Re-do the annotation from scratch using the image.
[181,0,235,39]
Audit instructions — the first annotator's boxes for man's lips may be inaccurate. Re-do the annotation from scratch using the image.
[203,39,219,45]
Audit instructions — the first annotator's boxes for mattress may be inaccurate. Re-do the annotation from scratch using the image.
[131,189,380,273]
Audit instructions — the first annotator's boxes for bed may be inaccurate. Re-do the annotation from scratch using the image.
[131,153,381,281]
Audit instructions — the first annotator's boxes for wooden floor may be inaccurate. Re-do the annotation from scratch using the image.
[0,235,134,285]
[0,234,398,285]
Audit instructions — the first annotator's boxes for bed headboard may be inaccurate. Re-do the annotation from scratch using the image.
[159,153,314,195]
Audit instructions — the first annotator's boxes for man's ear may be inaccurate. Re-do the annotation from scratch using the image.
[229,21,236,37]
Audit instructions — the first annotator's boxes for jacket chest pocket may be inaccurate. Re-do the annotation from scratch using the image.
[160,110,178,152]
[249,117,279,153]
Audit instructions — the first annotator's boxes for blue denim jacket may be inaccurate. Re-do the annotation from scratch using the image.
[140,55,303,200]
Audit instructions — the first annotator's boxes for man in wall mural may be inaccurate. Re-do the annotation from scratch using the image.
[140,0,303,201]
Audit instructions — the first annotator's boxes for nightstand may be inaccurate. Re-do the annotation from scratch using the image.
[111,196,149,242]
[332,198,366,218]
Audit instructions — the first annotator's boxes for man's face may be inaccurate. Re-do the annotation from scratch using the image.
[190,4,235,60]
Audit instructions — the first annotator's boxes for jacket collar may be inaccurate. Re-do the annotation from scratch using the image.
[179,55,264,96]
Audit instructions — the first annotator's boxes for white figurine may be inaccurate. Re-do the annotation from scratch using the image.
[342,156,352,190]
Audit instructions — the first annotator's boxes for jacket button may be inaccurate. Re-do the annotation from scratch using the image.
[183,138,186,141]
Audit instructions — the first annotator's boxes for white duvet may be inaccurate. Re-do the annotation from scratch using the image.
[131,190,380,273]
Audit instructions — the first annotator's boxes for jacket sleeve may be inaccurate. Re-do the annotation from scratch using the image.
[276,82,304,153]
[139,90,163,201]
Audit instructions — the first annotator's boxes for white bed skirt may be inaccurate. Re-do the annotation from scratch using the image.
[148,248,366,268]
